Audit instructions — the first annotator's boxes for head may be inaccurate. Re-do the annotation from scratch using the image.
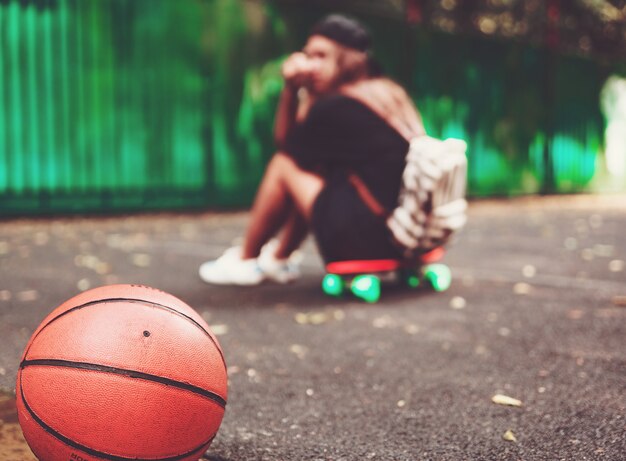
[303,14,375,95]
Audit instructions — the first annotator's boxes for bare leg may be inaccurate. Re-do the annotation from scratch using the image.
[274,210,309,259]
[242,153,323,259]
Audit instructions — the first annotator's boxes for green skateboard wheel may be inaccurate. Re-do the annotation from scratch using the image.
[351,275,381,303]
[322,273,344,297]
[399,269,421,288]
[423,264,452,292]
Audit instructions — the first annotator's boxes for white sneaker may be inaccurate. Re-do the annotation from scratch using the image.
[199,247,265,286]
[258,239,302,284]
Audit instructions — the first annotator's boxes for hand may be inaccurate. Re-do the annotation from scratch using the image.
[281,52,312,89]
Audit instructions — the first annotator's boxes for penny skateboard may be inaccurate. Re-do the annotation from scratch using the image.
[322,248,451,303]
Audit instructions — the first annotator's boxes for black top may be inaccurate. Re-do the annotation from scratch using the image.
[286,94,409,211]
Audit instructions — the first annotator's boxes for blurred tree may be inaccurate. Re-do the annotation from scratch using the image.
[276,0,626,59]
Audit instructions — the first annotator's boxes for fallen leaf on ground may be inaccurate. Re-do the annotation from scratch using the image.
[589,214,603,228]
[513,283,531,295]
[611,296,626,307]
[567,309,585,320]
[211,324,229,336]
[450,296,466,309]
[503,429,517,442]
[522,265,536,278]
[16,290,39,302]
[497,327,511,337]
[34,232,49,246]
[77,278,91,291]
[563,237,577,250]
[95,262,112,275]
[289,344,308,359]
[295,310,343,325]
[131,253,151,267]
[492,394,523,407]
[372,316,394,328]
[593,244,613,257]
[581,248,594,261]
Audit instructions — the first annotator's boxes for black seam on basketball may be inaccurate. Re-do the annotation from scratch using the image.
[23,297,226,368]
[18,377,215,461]
[20,359,226,408]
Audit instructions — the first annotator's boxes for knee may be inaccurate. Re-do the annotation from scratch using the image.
[267,151,297,175]
[273,151,295,166]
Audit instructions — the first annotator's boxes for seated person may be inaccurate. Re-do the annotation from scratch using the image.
[200,14,425,285]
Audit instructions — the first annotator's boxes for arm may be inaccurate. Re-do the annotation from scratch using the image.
[274,53,315,149]
[274,85,299,149]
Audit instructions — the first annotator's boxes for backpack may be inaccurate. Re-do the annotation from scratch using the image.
[385,136,468,259]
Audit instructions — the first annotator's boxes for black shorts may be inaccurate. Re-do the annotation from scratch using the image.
[311,180,402,263]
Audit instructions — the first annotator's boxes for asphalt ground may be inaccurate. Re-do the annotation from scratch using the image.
[0,195,625,461]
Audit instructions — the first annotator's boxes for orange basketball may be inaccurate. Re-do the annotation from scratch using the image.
[16,284,227,461]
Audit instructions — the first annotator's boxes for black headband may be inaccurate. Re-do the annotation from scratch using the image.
[310,14,371,53]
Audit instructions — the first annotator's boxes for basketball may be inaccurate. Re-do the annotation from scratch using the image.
[15,284,228,461]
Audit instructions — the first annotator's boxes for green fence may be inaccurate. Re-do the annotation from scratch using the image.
[0,0,622,215]
[408,31,609,196]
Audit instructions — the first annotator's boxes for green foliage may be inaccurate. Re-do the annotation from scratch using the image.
[0,0,623,215]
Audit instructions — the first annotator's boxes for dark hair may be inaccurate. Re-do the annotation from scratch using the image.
[310,14,371,53]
